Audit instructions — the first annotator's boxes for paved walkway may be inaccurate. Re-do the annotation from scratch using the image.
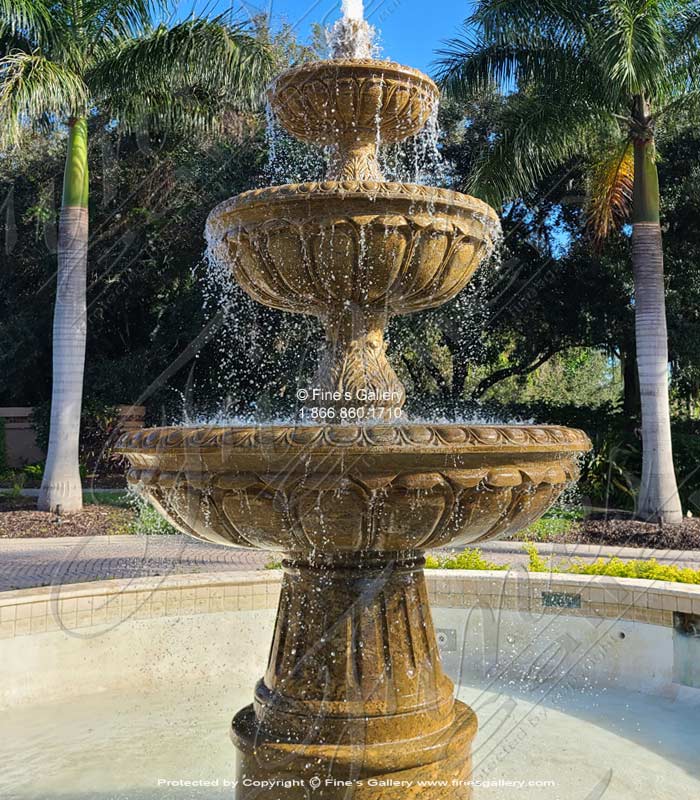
[1,535,699,592]
[0,535,270,591]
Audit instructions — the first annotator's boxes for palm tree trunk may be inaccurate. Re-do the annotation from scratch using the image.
[631,121,682,523]
[38,118,89,513]
[620,342,640,418]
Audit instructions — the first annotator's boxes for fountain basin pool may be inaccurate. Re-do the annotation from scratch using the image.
[1,570,699,800]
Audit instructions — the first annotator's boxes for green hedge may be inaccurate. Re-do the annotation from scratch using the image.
[426,543,700,585]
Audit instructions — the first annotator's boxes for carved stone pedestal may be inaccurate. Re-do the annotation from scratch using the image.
[231,554,477,799]
[312,309,406,421]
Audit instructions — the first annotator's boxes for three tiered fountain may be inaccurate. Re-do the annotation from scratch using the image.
[118,6,590,798]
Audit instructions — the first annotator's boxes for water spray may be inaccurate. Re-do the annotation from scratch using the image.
[331,0,377,59]
[341,0,364,21]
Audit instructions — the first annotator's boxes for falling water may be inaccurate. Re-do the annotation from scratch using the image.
[379,107,449,186]
[264,102,325,186]
[186,237,323,425]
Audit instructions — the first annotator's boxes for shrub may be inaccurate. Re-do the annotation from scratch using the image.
[127,496,177,535]
[516,516,574,542]
[425,543,700,585]
[6,471,26,498]
[425,549,506,570]
[23,463,44,479]
[31,398,129,476]
[569,557,700,584]
[523,542,555,572]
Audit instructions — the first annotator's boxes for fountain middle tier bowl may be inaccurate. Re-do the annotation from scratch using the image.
[206,181,500,318]
[118,423,590,554]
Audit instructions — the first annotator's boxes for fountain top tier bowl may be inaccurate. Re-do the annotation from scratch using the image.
[268,58,438,148]
[269,58,439,181]
[119,423,590,554]
[205,56,502,420]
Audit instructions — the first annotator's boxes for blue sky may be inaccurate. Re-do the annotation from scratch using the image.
[198,0,474,74]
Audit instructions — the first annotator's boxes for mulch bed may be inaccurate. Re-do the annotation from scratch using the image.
[564,516,700,550]
[0,497,134,538]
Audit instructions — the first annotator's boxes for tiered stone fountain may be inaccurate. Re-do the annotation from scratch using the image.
[118,15,590,800]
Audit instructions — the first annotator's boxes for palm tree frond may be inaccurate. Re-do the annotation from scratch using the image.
[82,0,164,49]
[665,1,700,50]
[0,0,49,40]
[592,0,669,98]
[103,85,228,136]
[586,137,634,246]
[436,11,617,109]
[435,28,588,100]
[0,50,88,146]
[471,0,594,44]
[88,17,273,124]
[0,25,34,57]
[436,33,514,99]
[467,88,611,207]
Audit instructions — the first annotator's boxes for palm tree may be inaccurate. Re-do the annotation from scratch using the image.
[437,0,700,524]
[0,0,272,512]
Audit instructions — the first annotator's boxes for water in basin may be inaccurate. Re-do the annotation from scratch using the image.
[1,610,698,800]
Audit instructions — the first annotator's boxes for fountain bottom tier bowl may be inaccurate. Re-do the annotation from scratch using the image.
[117,422,590,798]
[119,423,590,554]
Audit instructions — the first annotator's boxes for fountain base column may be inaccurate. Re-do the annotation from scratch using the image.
[231,553,477,799]
[232,700,476,799]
